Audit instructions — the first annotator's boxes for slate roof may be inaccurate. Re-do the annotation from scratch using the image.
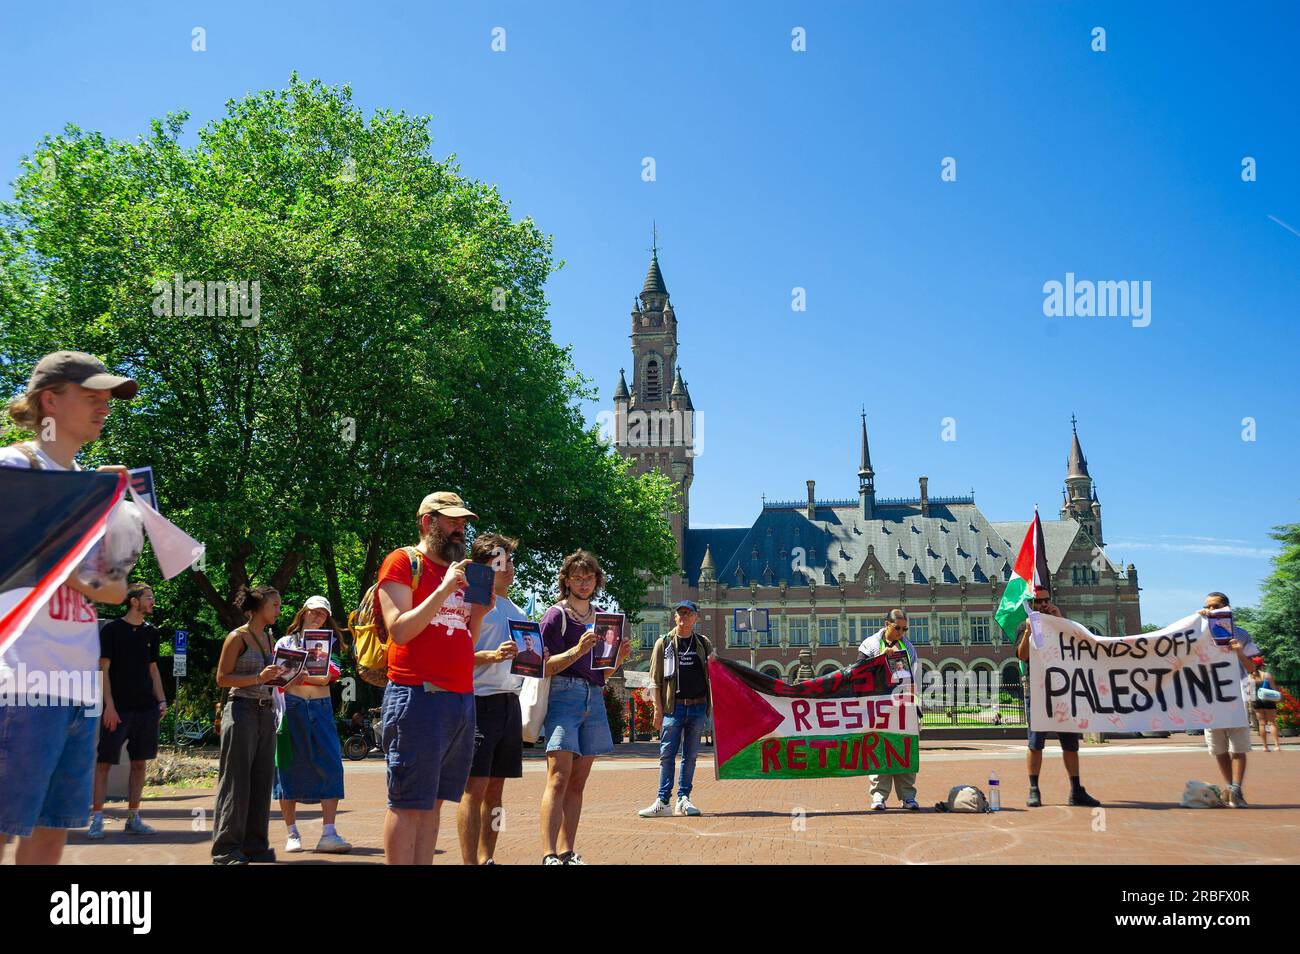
[681,503,1106,588]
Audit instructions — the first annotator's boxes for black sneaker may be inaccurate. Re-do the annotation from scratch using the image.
[1026,787,1042,808]
[1068,788,1101,808]
[212,851,249,866]
[246,848,277,863]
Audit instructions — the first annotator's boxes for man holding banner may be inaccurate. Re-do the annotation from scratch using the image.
[1025,594,1260,808]
[857,610,921,811]
[1199,592,1261,808]
[1015,588,1101,809]
[0,351,137,865]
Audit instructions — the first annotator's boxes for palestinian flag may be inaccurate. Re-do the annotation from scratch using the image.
[994,509,1050,643]
[709,655,919,780]
[0,467,127,656]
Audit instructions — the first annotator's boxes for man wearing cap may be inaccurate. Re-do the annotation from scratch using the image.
[1015,587,1101,808]
[858,609,923,811]
[639,600,714,818]
[375,491,491,864]
[0,351,136,864]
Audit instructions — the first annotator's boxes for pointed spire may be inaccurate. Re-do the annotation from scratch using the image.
[1067,414,1090,477]
[858,407,874,477]
[699,543,716,583]
[641,249,668,299]
[613,368,629,401]
[670,365,686,397]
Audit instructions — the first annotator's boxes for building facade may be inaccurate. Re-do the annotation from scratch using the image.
[612,249,1143,687]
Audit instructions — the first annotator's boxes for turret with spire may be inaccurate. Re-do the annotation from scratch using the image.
[858,408,876,519]
[1060,415,1102,546]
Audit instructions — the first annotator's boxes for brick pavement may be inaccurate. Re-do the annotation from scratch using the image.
[20,738,1299,866]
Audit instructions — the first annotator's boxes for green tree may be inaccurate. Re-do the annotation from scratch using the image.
[1244,522,1300,680]
[1,76,679,638]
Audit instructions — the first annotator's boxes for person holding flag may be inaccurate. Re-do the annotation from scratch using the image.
[997,511,1100,808]
[0,351,137,865]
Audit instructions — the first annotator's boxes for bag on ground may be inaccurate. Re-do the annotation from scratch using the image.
[1180,780,1225,808]
[935,784,990,813]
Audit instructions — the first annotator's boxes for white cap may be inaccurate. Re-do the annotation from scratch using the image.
[303,595,332,614]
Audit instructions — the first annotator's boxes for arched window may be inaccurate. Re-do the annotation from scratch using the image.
[645,359,662,402]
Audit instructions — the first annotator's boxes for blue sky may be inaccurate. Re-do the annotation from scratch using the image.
[2,2,1297,626]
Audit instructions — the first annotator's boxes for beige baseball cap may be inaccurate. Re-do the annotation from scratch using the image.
[418,491,478,520]
[27,351,138,399]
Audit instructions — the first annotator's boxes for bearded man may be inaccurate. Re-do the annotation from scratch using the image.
[374,492,491,865]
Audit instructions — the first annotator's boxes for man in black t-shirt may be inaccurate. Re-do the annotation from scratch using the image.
[640,601,714,818]
[88,584,166,839]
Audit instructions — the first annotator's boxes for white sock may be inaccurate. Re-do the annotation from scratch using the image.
[323,823,337,837]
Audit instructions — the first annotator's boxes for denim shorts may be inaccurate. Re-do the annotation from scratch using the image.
[0,700,99,836]
[381,682,475,810]
[543,674,614,758]
[273,695,346,802]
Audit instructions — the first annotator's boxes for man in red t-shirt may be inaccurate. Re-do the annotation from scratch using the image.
[376,491,490,865]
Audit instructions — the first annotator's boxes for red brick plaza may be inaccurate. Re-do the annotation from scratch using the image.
[36,737,1299,866]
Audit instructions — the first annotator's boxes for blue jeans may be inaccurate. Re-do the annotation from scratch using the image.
[0,700,99,836]
[657,702,706,802]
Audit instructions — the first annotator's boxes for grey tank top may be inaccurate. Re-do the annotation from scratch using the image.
[228,626,274,702]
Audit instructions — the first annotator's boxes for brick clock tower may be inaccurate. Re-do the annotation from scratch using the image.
[613,238,696,562]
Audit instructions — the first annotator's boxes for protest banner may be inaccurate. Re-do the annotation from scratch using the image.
[1028,612,1249,734]
[709,654,918,779]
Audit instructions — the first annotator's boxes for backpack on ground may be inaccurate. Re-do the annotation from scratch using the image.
[934,784,990,813]
[348,546,423,687]
[1180,780,1225,808]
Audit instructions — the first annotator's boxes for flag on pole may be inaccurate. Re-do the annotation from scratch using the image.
[0,468,126,656]
[994,509,1051,642]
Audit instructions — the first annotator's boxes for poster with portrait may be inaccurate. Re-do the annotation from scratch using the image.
[509,619,545,679]
[591,612,626,670]
[302,629,334,677]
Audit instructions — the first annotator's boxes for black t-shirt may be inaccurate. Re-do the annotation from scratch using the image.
[100,618,161,712]
[675,633,707,699]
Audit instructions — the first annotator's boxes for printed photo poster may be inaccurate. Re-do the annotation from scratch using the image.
[302,629,333,677]
[509,619,545,679]
[591,612,625,670]
[1028,612,1250,734]
[268,647,307,688]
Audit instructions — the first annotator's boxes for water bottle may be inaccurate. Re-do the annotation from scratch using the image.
[988,771,1001,812]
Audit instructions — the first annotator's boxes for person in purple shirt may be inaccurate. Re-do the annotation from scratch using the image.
[537,550,629,865]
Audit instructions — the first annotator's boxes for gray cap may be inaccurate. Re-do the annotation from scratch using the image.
[27,351,138,399]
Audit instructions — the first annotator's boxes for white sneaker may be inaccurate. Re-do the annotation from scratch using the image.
[675,796,701,816]
[638,799,673,817]
[315,832,352,853]
[870,797,887,812]
[285,833,303,853]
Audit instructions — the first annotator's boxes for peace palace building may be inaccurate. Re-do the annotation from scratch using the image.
[612,248,1144,686]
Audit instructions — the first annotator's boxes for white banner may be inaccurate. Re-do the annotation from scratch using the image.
[1029,612,1248,733]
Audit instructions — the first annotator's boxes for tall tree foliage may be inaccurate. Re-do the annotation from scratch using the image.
[1,76,680,634]
[1245,521,1300,679]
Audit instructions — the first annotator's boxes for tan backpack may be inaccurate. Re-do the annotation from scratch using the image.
[348,547,423,687]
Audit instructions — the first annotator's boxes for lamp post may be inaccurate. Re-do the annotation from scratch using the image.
[734,607,770,672]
